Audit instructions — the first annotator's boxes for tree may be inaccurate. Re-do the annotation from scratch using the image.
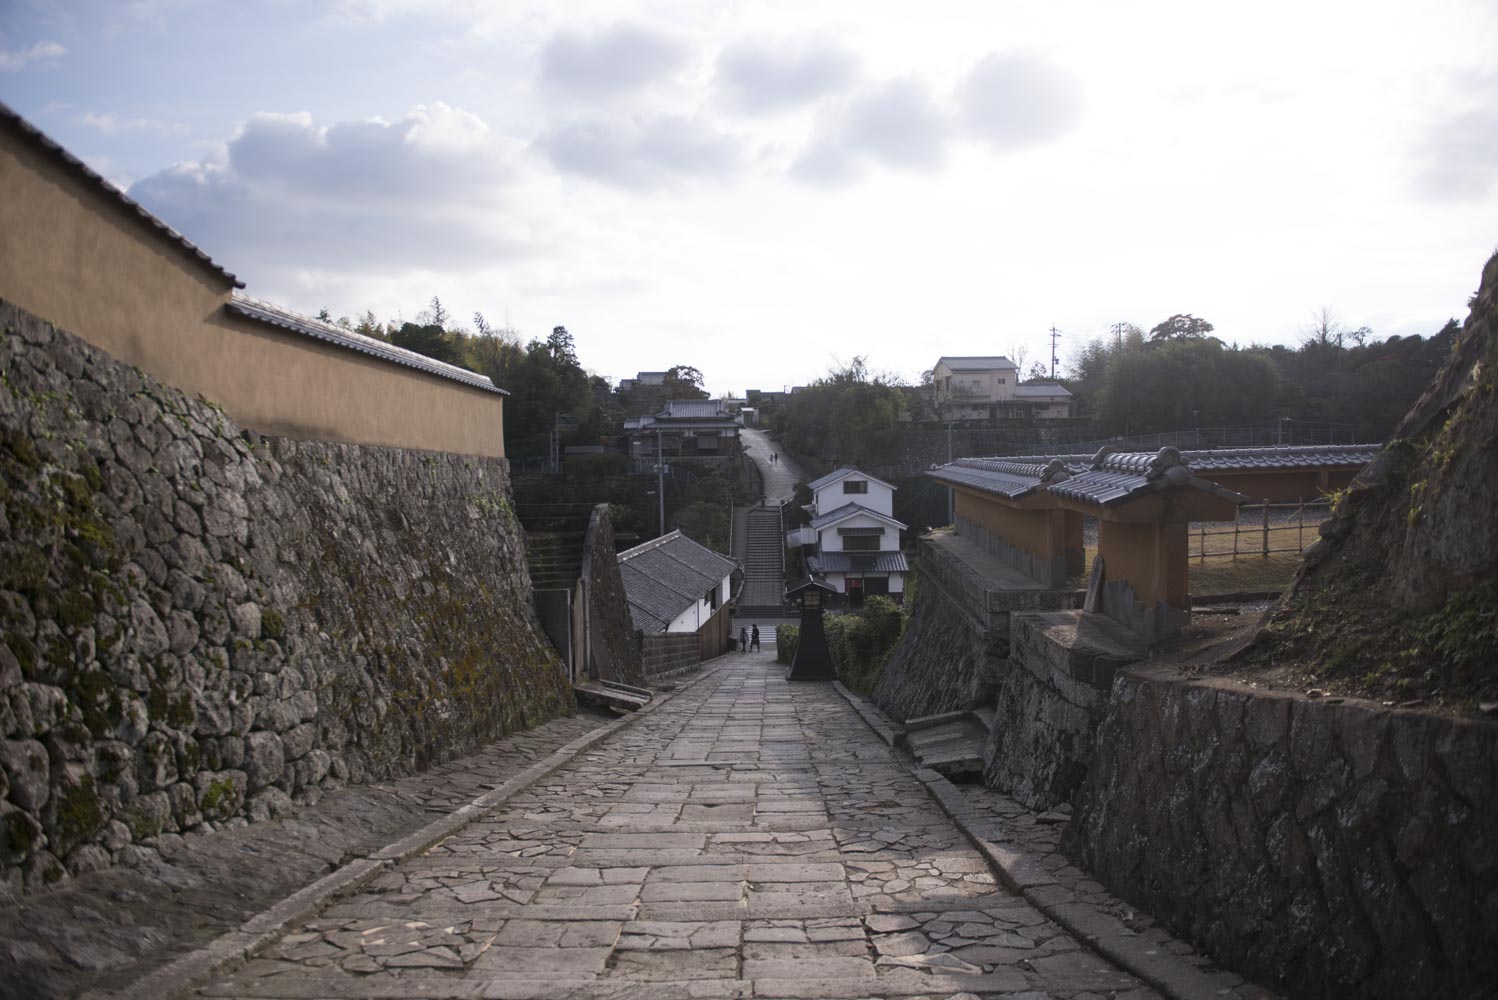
[1025,361,1049,381]
[391,322,463,365]
[420,296,449,330]
[1149,314,1215,341]
[773,356,906,466]
[1096,337,1277,434]
[355,310,385,341]
[661,365,709,399]
[546,325,578,367]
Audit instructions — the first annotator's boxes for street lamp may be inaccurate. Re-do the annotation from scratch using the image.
[784,577,837,682]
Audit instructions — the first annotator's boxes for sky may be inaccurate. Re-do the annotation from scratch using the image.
[4,0,1497,396]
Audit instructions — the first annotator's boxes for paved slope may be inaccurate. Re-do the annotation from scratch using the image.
[197,652,1161,999]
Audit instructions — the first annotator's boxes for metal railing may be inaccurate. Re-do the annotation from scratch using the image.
[1192,500,1332,563]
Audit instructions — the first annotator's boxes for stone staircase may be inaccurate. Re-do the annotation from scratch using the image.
[735,503,786,617]
[901,707,994,780]
[515,503,592,590]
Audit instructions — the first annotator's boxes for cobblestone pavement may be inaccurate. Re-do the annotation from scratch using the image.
[0,711,608,1000]
[199,653,1161,1000]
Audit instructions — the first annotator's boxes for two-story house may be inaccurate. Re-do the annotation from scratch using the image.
[931,356,1072,420]
[789,467,909,606]
[625,398,742,464]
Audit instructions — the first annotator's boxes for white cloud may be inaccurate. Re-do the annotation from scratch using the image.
[1407,68,1498,203]
[714,37,859,114]
[958,51,1083,151]
[78,111,189,136]
[539,21,688,102]
[0,40,65,73]
[536,113,742,191]
[128,104,531,282]
[793,77,948,186]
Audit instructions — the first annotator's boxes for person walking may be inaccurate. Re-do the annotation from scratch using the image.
[739,626,748,652]
[750,625,761,651]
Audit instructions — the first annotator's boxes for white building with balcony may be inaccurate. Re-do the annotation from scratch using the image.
[788,467,908,606]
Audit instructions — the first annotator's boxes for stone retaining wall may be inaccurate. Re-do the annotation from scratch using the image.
[0,302,572,897]
[982,611,1143,809]
[1063,669,1498,999]
[580,505,644,687]
[641,634,700,679]
[873,566,997,722]
[874,534,1075,722]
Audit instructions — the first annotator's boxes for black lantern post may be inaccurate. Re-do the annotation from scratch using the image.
[784,577,837,682]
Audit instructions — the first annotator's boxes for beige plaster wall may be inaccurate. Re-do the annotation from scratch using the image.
[1,127,504,458]
[1097,519,1188,609]
[955,490,1064,560]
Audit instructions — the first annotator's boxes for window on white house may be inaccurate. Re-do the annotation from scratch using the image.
[843,535,880,552]
[843,480,868,494]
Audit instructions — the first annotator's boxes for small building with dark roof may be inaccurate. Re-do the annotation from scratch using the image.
[618,530,737,641]
[0,102,506,459]
[626,398,742,462]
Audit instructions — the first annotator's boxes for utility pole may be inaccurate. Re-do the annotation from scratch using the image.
[1048,325,1062,380]
[656,430,666,537]
[1111,322,1126,351]
[946,420,955,526]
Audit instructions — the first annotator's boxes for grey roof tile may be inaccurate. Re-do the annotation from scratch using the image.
[809,501,905,531]
[618,531,737,634]
[808,551,910,574]
[806,466,897,492]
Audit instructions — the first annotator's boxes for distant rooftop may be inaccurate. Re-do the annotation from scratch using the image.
[937,356,1018,371]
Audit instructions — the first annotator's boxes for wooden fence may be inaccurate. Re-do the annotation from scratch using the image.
[1192,500,1332,563]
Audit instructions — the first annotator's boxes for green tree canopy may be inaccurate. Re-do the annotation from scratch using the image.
[1149,313,1216,341]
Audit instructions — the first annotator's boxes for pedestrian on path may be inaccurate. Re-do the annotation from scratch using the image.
[751,625,761,651]
[739,626,748,652]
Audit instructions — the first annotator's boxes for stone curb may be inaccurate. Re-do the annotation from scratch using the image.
[831,680,902,747]
[829,681,1244,1000]
[82,660,728,1000]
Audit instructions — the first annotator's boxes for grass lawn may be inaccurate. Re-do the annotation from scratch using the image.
[1071,527,1315,597]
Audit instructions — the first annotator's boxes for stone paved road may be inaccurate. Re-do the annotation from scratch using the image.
[199,652,1159,1000]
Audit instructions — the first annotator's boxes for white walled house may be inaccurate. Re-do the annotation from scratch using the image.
[618,530,736,635]
[791,468,908,605]
[931,356,1072,420]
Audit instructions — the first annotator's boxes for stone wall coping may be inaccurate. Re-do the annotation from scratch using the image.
[1012,610,1148,690]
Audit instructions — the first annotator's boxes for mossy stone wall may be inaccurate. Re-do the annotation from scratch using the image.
[0,300,572,897]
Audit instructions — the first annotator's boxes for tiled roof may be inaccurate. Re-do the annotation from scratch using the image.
[226,293,505,395]
[927,458,1065,499]
[808,551,910,574]
[808,501,906,532]
[1,101,243,289]
[1176,444,1379,471]
[1013,383,1073,398]
[806,467,896,492]
[1045,451,1248,508]
[930,448,1248,509]
[661,399,724,418]
[948,443,1382,477]
[937,356,1017,371]
[618,530,737,634]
